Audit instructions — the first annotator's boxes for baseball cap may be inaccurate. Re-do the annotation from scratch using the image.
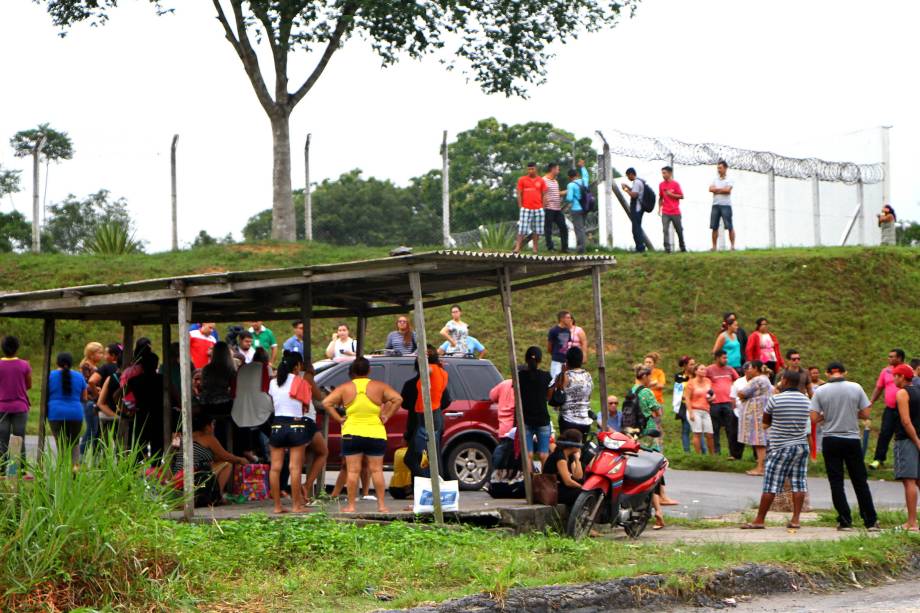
[893,364,914,379]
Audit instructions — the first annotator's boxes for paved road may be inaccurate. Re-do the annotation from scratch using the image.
[693,580,920,612]
[18,435,909,520]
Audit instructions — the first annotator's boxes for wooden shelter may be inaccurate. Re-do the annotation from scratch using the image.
[0,250,615,521]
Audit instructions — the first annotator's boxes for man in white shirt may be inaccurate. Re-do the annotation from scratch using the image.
[621,167,647,253]
[709,159,735,251]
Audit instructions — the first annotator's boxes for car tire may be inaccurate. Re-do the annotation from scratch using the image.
[445,440,492,491]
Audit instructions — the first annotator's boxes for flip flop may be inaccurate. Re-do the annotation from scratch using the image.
[660,499,680,506]
[740,522,765,529]
[786,522,801,529]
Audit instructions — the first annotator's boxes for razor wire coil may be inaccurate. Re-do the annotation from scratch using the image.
[607,130,883,184]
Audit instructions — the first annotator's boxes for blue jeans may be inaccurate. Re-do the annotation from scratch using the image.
[406,410,443,478]
[631,208,646,252]
[681,413,708,453]
[79,400,100,454]
[525,424,552,454]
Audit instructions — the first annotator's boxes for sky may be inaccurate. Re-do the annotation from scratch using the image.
[0,0,916,252]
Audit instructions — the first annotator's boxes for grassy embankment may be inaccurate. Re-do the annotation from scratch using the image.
[2,243,919,477]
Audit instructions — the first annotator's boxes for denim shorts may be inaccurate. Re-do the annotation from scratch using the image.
[710,204,734,231]
[341,434,386,457]
[525,424,552,454]
[269,416,315,449]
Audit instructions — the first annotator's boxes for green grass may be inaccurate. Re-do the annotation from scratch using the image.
[2,243,919,466]
[119,515,920,611]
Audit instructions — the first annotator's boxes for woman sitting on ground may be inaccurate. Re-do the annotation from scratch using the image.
[543,429,584,506]
[171,412,249,508]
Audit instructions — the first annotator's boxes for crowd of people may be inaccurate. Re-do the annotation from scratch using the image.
[512,159,901,254]
[1,302,919,532]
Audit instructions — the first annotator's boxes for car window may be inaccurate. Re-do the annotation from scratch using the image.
[458,363,502,400]
[442,363,470,401]
[369,364,386,382]
[389,362,416,392]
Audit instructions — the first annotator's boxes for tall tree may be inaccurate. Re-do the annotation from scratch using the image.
[39,0,639,241]
[10,123,74,251]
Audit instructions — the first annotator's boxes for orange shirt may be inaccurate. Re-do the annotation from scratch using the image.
[650,368,666,404]
[415,364,448,413]
[517,175,547,210]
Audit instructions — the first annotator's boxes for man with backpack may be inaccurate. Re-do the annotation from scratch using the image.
[564,159,591,253]
[621,168,654,253]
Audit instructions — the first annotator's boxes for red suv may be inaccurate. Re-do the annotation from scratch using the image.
[314,355,503,490]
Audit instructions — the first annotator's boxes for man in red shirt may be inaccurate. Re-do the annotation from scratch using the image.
[189,322,217,369]
[658,166,686,253]
[514,162,547,255]
[708,349,741,458]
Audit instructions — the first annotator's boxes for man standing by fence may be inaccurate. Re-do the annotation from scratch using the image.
[709,160,736,251]
[621,167,646,253]
[542,163,568,253]
[659,165,686,253]
[565,160,590,254]
[514,162,547,255]
[869,348,907,470]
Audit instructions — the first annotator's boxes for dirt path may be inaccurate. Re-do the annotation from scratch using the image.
[605,524,877,544]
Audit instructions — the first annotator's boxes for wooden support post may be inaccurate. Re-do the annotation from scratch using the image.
[161,313,173,456]
[121,322,135,370]
[592,266,609,430]
[499,267,533,505]
[409,271,444,524]
[36,318,55,463]
[356,313,367,357]
[301,287,325,495]
[177,297,195,521]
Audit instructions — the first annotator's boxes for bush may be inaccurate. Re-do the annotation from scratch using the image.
[0,437,180,610]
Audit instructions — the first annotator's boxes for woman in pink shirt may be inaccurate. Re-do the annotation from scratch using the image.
[0,336,32,473]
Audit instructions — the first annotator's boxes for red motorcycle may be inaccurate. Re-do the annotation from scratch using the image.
[566,430,668,539]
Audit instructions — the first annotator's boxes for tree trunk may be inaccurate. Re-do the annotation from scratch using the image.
[270,112,295,241]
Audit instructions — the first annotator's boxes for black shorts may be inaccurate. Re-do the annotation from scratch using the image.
[709,204,734,231]
[341,434,386,457]
[269,416,316,449]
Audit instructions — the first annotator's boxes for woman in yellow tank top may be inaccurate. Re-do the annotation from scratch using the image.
[323,357,402,513]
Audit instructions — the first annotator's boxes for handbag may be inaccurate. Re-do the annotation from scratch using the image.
[548,370,567,408]
[532,473,559,506]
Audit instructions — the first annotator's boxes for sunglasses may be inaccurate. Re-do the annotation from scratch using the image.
[790,357,801,361]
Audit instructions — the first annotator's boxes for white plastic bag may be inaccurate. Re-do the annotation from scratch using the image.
[413,477,459,514]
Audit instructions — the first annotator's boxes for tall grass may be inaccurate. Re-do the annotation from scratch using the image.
[0,437,180,611]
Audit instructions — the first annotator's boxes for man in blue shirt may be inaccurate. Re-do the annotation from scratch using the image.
[282,320,305,358]
[438,336,487,359]
[565,160,590,253]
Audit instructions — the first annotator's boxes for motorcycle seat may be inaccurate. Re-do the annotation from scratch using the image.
[624,450,665,483]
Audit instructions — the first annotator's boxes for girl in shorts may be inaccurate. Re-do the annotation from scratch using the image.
[268,352,313,514]
[683,364,716,456]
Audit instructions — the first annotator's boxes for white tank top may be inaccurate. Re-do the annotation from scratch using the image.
[269,377,303,418]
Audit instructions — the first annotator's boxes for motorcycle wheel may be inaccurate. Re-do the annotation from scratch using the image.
[623,496,652,539]
[566,489,605,540]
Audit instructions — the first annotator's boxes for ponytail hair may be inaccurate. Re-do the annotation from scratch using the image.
[276,351,303,386]
[56,352,74,396]
[524,346,542,371]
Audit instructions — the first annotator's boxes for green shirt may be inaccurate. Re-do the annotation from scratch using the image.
[249,326,277,351]
[631,384,661,443]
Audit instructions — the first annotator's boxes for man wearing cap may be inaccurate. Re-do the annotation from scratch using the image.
[810,362,879,531]
[621,168,646,253]
[868,348,907,469]
[514,162,547,255]
[893,363,920,531]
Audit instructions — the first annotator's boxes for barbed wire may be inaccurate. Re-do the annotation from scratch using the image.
[606,130,883,185]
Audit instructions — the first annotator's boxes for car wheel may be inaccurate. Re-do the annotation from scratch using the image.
[446,441,492,490]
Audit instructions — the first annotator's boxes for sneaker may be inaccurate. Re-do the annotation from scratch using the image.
[866,523,882,532]
[837,524,854,532]
[868,460,881,470]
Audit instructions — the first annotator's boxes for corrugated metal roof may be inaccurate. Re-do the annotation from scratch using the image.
[0,250,615,321]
